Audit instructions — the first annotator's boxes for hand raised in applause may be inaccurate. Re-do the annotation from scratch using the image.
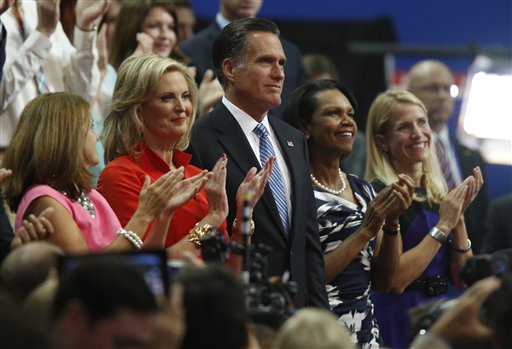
[134,32,154,55]
[361,174,414,236]
[76,0,109,32]
[35,0,60,37]
[160,169,210,217]
[136,167,185,219]
[203,154,229,227]
[198,69,224,116]
[235,156,274,221]
[437,178,471,233]
[384,174,415,222]
[460,166,483,214]
[0,167,12,182]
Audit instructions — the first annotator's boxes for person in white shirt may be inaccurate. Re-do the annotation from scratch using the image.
[0,0,108,151]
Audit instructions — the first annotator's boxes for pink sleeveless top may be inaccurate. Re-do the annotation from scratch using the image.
[15,185,121,252]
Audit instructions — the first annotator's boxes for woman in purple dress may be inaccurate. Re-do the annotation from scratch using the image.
[365,90,483,349]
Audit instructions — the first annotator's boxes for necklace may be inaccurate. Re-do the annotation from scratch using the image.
[77,191,96,218]
[310,169,347,195]
[51,182,96,218]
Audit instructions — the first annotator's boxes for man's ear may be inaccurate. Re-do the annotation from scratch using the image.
[375,134,389,153]
[222,59,236,84]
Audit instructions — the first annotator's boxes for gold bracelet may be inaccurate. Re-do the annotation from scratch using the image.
[232,218,255,236]
[188,223,215,248]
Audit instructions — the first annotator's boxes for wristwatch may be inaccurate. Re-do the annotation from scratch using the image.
[188,223,215,247]
[232,218,255,236]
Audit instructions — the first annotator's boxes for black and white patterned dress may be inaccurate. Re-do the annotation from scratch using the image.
[314,174,381,348]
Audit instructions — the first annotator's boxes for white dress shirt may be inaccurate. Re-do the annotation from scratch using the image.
[223,96,292,223]
[0,1,99,148]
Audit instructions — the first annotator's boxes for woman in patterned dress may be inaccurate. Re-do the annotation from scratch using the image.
[283,80,414,348]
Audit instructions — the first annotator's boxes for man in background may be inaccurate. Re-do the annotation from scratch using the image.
[181,0,305,119]
[407,59,489,253]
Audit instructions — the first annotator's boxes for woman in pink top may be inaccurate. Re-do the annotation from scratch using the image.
[2,92,206,254]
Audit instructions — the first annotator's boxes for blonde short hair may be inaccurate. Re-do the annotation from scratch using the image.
[103,54,198,163]
[271,308,355,349]
[2,93,92,211]
[365,89,446,204]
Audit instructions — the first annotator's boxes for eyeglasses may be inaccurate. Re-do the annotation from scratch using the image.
[418,83,458,98]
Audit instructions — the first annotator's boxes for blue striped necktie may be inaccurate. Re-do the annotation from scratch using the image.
[253,123,289,235]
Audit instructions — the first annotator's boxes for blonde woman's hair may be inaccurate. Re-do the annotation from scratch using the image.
[102,54,198,163]
[271,308,355,349]
[365,89,446,204]
[2,93,92,211]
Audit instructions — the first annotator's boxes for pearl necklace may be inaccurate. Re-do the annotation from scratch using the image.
[310,169,347,195]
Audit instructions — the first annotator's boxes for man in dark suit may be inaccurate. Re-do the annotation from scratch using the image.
[481,194,512,253]
[1,11,14,264]
[180,0,305,119]
[408,60,489,253]
[190,18,328,309]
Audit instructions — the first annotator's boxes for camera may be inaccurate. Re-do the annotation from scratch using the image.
[410,249,512,337]
[459,249,511,286]
[200,230,297,329]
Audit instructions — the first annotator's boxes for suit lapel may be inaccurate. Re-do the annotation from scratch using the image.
[213,105,288,235]
[269,118,304,240]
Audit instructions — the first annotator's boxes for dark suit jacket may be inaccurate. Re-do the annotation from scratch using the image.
[1,22,6,82]
[0,192,14,264]
[481,195,512,253]
[454,139,489,253]
[189,103,329,309]
[181,21,305,119]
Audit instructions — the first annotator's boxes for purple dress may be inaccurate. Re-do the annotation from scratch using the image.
[371,182,452,349]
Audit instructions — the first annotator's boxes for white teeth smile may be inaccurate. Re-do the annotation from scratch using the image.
[336,132,352,137]
[410,143,426,148]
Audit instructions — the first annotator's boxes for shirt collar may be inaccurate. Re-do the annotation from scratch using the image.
[222,96,270,135]
[138,143,192,172]
[434,126,450,146]
[215,12,231,29]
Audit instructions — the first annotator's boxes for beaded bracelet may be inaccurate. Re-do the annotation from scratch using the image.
[448,239,472,253]
[117,228,143,250]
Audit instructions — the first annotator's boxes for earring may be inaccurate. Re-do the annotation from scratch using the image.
[305,134,311,139]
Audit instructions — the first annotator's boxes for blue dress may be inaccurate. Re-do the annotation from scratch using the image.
[371,181,452,349]
[314,174,381,348]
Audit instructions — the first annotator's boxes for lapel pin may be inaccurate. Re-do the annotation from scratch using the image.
[287,141,294,147]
